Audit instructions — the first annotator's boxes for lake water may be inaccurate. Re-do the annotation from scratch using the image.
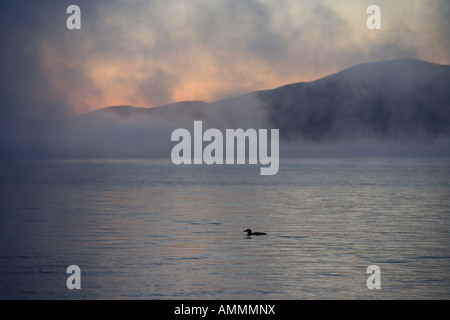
[0,158,449,299]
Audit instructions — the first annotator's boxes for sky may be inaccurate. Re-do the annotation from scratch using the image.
[0,0,449,120]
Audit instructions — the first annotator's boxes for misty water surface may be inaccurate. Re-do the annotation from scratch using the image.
[0,158,449,299]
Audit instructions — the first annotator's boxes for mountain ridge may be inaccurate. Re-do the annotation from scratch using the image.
[80,59,449,118]
[1,59,449,158]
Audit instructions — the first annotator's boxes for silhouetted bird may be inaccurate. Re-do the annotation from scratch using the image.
[244,229,267,236]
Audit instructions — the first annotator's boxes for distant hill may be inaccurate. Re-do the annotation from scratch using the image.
[1,59,449,158]
[258,59,450,142]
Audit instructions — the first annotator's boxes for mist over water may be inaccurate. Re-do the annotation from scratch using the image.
[0,158,449,299]
[1,60,449,161]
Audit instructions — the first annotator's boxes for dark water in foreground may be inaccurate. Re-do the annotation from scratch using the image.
[0,158,449,299]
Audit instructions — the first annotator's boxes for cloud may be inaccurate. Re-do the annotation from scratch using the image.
[0,0,449,120]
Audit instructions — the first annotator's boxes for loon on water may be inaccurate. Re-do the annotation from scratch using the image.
[244,229,267,236]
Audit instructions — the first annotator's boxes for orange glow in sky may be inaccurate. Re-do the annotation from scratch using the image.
[9,0,450,118]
